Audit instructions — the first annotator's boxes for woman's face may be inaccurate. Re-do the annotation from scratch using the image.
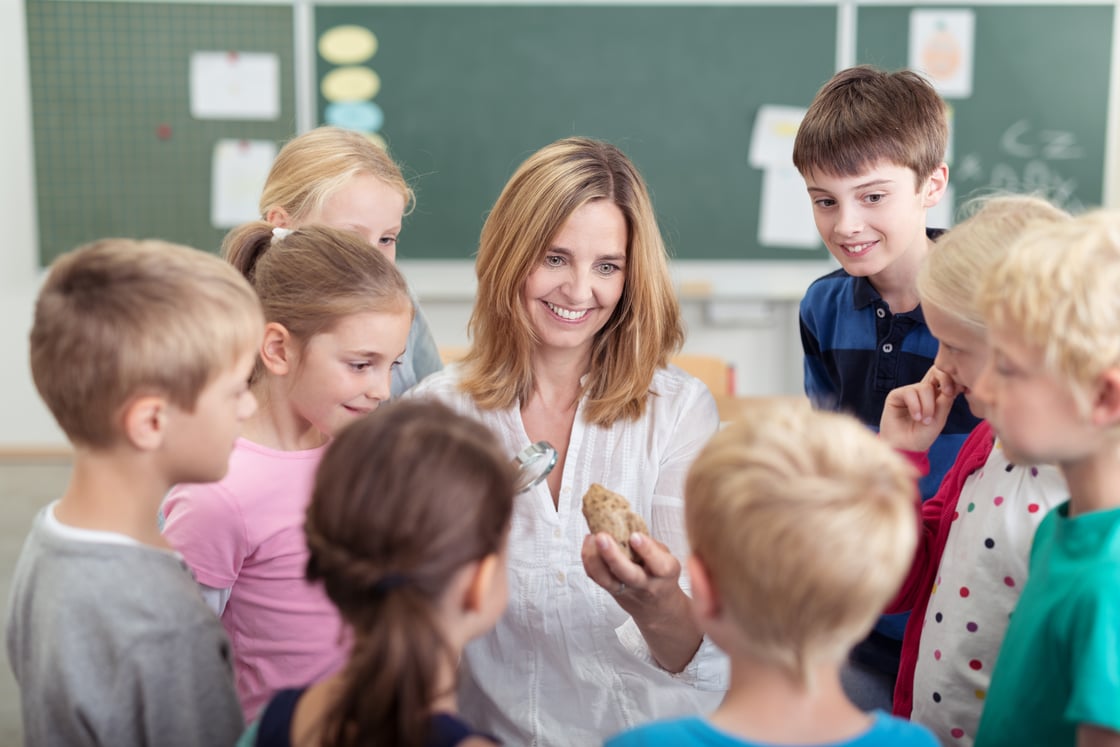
[521,200,627,361]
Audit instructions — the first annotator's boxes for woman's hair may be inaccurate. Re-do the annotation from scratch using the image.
[259,126,414,221]
[917,193,1070,329]
[222,222,412,384]
[304,399,516,747]
[460,136,684,426]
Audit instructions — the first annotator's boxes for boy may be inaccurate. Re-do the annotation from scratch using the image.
[606,399,937,747]
[792,65,981,705]
[972,212,1120,747]
[5,239,264,746]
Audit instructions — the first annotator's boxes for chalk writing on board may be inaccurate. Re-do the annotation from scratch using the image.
[957,120,1085,211]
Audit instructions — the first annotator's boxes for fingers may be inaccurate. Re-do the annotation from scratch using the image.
[628,533,679,579]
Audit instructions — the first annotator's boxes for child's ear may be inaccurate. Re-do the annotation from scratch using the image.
[922,162,950,208]
[1091,367,1120,427]
[121,395,169,451]
[265,207,292,227]
[259,322,295,376]
[464,553,500,613]
[687,554,721,623]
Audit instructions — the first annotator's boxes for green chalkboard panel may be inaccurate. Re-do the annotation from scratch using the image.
[857,4,1112,216]
[26,1,295,265]
[314,5,837,261]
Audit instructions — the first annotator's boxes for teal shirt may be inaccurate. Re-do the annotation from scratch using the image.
[606,713,938,747]
[976,501,1120,746]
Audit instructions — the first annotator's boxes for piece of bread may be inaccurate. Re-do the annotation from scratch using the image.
[581,483,648,564]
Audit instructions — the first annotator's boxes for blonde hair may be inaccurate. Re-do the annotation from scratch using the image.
[976,209,1120,403]
[222,222,412,385]
[793,65,948,187]
[460,137,684,426]
[260,126,414,221]
[684,398,917,685]
[918,194,1070,329]
[30,239,263,448]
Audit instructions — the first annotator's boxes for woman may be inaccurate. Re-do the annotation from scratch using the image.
[410,137,727,745]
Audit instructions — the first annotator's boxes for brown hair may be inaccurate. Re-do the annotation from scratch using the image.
[792,65,949,187]
[685,398,917,686]
[260,126,414,220]
[305,399,516,747]
[222,222,412,384]
[460,136,684,426]
[29,239,263,447]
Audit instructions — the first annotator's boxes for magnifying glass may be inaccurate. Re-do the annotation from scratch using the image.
[513,441,558,494]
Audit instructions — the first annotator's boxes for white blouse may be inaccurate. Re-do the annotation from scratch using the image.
[409,364,729,746]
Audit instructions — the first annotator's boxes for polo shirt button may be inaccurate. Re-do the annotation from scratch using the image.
[876,308,886,318]
[882,343,894,353]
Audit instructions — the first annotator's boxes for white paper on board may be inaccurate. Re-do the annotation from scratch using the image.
[909,10,975,99]
[758,166,820,250]
[191,51,280,120]
[211,139,277,229]
[749,105,807,170]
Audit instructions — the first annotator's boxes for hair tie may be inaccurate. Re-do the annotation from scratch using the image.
[271,226,293,243]
[371,572,410,596]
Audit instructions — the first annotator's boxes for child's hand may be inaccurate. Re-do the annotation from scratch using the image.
[581,531,682,615]
[880,365,960,453]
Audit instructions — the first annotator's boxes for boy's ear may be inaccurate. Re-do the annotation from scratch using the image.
[922,162,950,208]
[464,553,499,613]
[1091,367,1120,427]
[121,395,169,451]
[259,322,295,376]
[265,206,292,227]
[687,554,721,623]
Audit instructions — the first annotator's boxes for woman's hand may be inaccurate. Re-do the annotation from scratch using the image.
[880,365,960,453]
[581,531,701,673]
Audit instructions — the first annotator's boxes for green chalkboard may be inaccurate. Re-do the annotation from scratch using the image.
[857,4,1112,216]
[314,5,837,261]
[26,1,295,265]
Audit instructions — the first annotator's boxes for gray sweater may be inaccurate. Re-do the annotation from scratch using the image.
[5,506,243,746]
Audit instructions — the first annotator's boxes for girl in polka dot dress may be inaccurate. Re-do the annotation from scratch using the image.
[876,195,1070,746]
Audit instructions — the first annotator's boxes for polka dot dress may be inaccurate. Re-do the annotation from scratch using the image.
[911,440,1067,745]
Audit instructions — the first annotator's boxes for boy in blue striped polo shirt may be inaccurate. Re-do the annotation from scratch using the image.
[791,65,981,713]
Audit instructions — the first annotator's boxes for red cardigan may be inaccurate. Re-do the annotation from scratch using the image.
[887,421,996,719]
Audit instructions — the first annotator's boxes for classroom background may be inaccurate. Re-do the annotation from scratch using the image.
[0,1,1119,740]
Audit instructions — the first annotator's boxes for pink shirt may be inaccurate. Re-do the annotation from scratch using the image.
[162,439,346,720]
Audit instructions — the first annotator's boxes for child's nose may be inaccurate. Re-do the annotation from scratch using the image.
[835,205,864,235]
[972,357,996,405]
[366,370,392,402]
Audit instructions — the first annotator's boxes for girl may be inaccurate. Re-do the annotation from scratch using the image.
[409,137,727,745]
[261,125,441,396]
[877,194,1070,745]
[162,223,413,720]
[245,399,514,747]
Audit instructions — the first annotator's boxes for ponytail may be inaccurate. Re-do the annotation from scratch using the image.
[221,220,275,283]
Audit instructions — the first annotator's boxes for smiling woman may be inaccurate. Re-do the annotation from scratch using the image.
[409,137,728,746]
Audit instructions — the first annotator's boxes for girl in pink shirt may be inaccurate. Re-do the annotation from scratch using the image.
[163,223,413,719]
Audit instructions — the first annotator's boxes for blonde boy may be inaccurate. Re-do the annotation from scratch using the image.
[607,399,937,747]
[972,212,1120,747]
[5,239,263,746]
[792,65,981,705]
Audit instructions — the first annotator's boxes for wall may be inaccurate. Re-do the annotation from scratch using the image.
[4,0,1120,450]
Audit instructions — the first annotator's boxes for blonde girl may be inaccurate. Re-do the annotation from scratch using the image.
[262,125,440,395]
[162,223,413,720]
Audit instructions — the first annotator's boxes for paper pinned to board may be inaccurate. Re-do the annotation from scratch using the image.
[749,105,806,170]
[758,167,819,250]
[909,10,975,99]
[191,51,280,120]
[211,139,277,229]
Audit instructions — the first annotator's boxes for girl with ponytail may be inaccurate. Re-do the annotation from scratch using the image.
[162,222,413,721]
[245,399,515,747]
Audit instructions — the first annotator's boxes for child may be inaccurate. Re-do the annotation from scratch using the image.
[262,125,441,396]
[6,239,263,746]
[971,211,1120,747]
[607,398,938,747]
[876,194,1069,745]
[243,399,514,747]
[161,223,414,720]
[792,64,981,707]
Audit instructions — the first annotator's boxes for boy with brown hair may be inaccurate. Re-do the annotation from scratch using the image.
[792,65,981,707]
[972,211,1120,747]
[607,399,937,747]
[5,238,264,746]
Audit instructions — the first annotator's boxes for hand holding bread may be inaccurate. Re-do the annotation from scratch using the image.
[581,483,648,564]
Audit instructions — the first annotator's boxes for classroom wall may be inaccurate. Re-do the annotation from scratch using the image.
[4,1,1120,450]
